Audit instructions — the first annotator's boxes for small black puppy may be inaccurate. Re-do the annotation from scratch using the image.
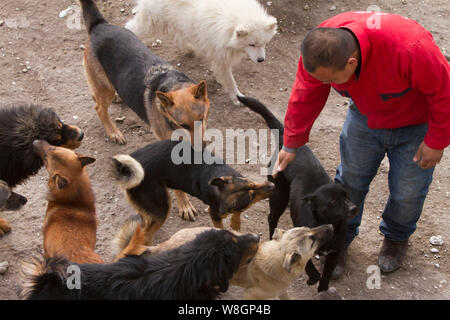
[238,95,358,292]
[111,140,274,244]
[20,229,260,300]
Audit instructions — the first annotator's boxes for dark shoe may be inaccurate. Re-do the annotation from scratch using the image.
[378,238,408,273]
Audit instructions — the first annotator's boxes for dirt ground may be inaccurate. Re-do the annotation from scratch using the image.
[0,0,448,300]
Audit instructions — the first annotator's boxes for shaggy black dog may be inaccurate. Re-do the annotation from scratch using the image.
[0,104,84,188]
[19,229,260,300]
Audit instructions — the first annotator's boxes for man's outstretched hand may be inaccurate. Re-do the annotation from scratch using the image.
[272,149,297,178]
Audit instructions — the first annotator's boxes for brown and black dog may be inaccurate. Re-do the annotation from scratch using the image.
[32,140,102,264]
[79,0,210,221]
[111,140,274,245]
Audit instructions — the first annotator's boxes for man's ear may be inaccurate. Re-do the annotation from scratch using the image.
[53,174,69,190]
[78,156,96,167]
[283,252,300,273]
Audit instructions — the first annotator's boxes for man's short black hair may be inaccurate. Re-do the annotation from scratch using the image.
[301,27,357,73]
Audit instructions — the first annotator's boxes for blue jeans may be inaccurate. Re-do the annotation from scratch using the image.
[335,103,434,247]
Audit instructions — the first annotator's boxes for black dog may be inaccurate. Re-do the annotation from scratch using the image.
[238,96,358,292]
[19,229,260,300]
[0,104,83,235]
[111,140,274,244]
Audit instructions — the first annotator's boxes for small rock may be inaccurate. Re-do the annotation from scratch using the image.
[120,8,125,13]
[245,159,251,163]
[430,235,443,246]
[402,0,408,4]
[59,7,73,18]
[330,5,337,11]
[434,263,440,269]
[79,44,85,50]
[73,115,78,120]
[22,68,28,73]
[266,1,272,6]
[0,21,5,27]
[303,4,311,10]
[177,63,181,67]
[115,116,126,123]
[0,261,9,274]
[431,248,439,254]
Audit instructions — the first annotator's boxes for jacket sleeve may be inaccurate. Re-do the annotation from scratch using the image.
[407,35,450,150]
[283,57,331,149]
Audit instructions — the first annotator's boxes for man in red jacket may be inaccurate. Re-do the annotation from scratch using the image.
[274,11,450,277]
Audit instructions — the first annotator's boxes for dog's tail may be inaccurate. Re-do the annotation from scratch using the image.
[110,154,145,190]
[237,96,284,149]
[18,255,71,300]
[112,215,148,261]
[79,0,107,33]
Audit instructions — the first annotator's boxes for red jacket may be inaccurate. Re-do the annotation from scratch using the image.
[284,11,450,150]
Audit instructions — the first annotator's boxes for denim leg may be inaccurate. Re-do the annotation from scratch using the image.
[381,124,434,241]
[335,106,385,247]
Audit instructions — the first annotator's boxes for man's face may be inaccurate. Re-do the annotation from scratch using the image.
[308,56,359,85]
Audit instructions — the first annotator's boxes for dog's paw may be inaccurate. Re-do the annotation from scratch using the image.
[0,219,11,237]
[108,131,127,145]
[178,201,198,221]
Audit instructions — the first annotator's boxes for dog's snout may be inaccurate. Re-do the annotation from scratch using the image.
[78,131,84,141]
[257,57,264,63]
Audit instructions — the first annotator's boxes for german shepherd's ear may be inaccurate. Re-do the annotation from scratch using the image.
[78,156,96,168]
[156,91,175,110]
[53,174,69,190]
[193,80,208,101]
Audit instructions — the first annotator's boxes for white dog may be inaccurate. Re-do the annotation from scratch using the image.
[125,0,277,105]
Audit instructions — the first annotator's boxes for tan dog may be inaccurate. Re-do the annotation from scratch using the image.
[113,223,334,299]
